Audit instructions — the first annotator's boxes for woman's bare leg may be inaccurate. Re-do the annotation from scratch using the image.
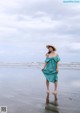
[53,81,58,94]
[46,79,50,93]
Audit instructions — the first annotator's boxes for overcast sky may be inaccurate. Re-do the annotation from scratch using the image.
[0,0,80,63]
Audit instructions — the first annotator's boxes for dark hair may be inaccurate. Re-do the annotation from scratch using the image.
[47,46,56,54]
[47,51,51,54]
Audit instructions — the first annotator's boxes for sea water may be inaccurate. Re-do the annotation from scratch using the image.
[0,66,80,113]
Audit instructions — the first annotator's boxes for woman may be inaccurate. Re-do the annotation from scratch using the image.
[42,45,61,95]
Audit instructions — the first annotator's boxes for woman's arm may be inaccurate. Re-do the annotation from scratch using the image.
[56,62,58,69]
[42,62,48,70]
[56,53,60,72]
[56,62,59,72]
[42,53,49,70]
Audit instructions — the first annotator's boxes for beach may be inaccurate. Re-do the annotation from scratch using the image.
[0,64,80,113]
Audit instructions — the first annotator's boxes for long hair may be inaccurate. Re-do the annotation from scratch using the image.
[47,50,51,54]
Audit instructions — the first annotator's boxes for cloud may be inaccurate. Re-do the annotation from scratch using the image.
[0,0,80,62]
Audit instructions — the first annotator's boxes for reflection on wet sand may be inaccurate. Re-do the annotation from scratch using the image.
[45,93,59,113]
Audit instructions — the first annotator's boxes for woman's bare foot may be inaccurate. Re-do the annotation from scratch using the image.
[52,90,57,95]
[46,90,50,94]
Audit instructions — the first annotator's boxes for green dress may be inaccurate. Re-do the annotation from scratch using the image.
[42,55,60,83]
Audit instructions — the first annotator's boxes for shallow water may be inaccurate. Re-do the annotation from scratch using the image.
[0,66,80,113]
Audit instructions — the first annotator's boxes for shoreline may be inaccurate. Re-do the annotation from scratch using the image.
[0,62,80,70]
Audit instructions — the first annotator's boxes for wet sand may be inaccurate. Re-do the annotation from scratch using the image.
[0,66,80,113]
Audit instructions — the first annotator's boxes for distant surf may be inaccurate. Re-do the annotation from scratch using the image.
[0,62,80,70]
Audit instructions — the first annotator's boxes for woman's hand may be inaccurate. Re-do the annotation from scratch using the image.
[41,62,47,71]
[41,67,45,71]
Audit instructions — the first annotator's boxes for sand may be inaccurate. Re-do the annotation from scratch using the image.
[0,66,80,113]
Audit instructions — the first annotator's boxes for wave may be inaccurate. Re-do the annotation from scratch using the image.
[0,62,80,70]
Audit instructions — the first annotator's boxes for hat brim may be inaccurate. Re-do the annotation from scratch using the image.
[46,45,54,49]
[46,45,56,51]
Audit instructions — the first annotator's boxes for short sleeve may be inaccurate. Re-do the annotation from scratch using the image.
[57,55,60,62]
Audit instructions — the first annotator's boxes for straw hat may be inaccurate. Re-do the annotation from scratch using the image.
[46,44,56,51]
